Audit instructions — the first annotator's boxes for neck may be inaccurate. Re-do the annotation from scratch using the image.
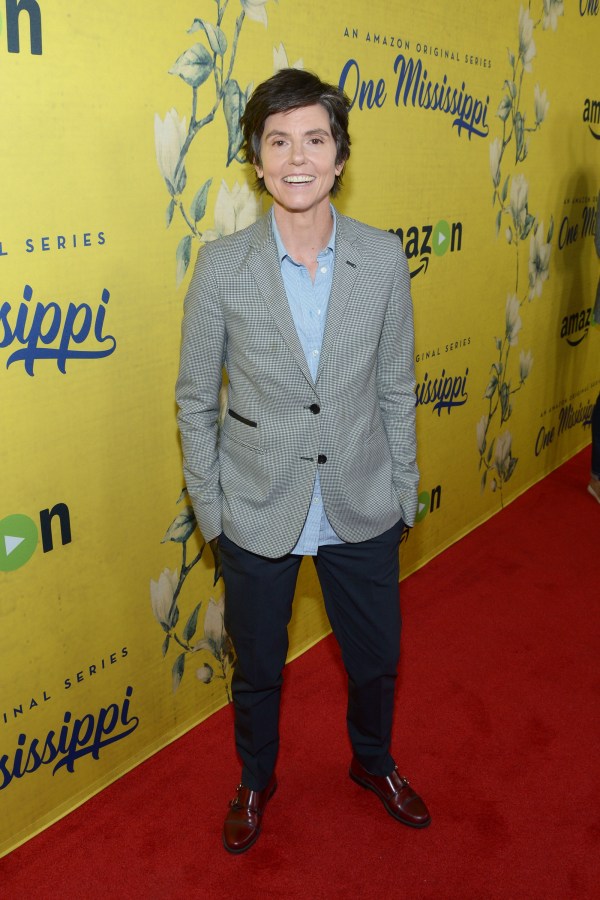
[273,202,334,263]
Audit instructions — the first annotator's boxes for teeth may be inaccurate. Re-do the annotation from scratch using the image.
[283,175,314,183]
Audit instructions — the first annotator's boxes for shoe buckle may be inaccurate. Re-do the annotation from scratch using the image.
[393,768,410,788]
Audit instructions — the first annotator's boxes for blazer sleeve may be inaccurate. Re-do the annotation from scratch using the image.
[376,240,419,526]
[176,245,226,543]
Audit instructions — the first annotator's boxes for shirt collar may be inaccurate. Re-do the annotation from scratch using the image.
[271,205,337,265]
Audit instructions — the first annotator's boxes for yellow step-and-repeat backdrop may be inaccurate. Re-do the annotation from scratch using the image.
[1,0,598,856]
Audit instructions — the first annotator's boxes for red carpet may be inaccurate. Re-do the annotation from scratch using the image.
[2,449,598,899]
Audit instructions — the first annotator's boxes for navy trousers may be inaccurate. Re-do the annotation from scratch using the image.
[219,519,404,791]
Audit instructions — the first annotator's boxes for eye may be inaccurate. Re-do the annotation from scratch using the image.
[309,138,324,145]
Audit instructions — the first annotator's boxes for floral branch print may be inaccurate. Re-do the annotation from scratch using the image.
[154,1,279,284]
[150,489,235,699]
[479,1,562,503]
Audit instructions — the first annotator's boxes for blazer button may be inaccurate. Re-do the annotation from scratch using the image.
[309,403,320,414]
[317,454,327,464]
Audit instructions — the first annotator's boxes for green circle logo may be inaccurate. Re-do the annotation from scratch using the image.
[0,515,39,572]
[432,220,451,257]
[415,491,430,524]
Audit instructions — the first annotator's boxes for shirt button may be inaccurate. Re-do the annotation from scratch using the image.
[313,497,321,504]
[318,454,327,464]
[320,266,327,273]
[309,403,320,414]
[312,349,319,358]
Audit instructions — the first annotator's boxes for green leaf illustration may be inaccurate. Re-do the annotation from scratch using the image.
[169,43,214,89]
[162,633,171,657]
[190,178,213,223]
[501,175,509,204]
[183,602,202,642]
[176,234,192,285]
[485,372,498,399]
[161,504,197,544]
[522,213,535,240]
[505,457,518,482]
[188,19,228,56]
[166,198,175,228]
[223,79,245,165]
[514,111,525,161]
[495,208,502,237]
[547,216,554,243]
[172,653,186,692]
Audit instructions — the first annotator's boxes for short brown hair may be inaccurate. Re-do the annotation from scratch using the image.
[240,68,351,197]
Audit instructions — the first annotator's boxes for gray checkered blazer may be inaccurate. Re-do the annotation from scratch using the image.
[176,210,419,558]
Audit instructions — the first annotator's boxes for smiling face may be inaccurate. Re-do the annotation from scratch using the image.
[255,104,345,220]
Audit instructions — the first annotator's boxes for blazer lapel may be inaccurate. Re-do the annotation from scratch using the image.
[316,215,360,384]
[246,214,314,386]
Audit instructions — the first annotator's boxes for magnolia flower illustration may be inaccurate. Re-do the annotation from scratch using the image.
[489,138,502,188]
[534,84,549,126]
[150,568,179,630]
[509,174,529,235]
[481,1,560,503]
[241,0,271,26]
[497,94,512,124]
[193,596,227,657]
[155,1,278,283]
[476,414,489,455]
[519,349,533,383]
[518,5,536,73]
[154,109,187,195]
[151,489,232,694]
[528,221,551,299]
[202,180,261,241]
[196,663,214,684]
[193,595,234,692]
[542,0,564,31]
[494,431,516,483]
[273,42,303,72]
[505,294,522,346]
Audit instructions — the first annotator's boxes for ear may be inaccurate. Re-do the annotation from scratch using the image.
[254,163,264,179]
[335,160,345,177]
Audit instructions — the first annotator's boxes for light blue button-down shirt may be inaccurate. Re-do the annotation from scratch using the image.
[272,209,344,555]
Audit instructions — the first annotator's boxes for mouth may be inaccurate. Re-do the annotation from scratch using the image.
[282,175,315,184]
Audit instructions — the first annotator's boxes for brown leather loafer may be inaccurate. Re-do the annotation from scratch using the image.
[222,772,277,854]
[350,757,431,828]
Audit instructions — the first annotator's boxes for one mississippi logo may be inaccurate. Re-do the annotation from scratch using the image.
[0,687,139,791]
[389,220,462,279]
[583,97,600,140]
[0,501,71,572]
[416,367,469,415]
[0,284,116,375]
[338,55,489,139]
[0,0,42,55]
[558,202,597,250]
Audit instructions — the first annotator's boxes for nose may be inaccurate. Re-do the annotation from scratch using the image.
[289,138,306,165]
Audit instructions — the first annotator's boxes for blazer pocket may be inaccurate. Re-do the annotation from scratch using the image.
[222,409,261,451]
[228,409,257,428]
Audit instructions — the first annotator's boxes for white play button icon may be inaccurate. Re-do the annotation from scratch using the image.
[1,515,39,571]
[5,535,25,555]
